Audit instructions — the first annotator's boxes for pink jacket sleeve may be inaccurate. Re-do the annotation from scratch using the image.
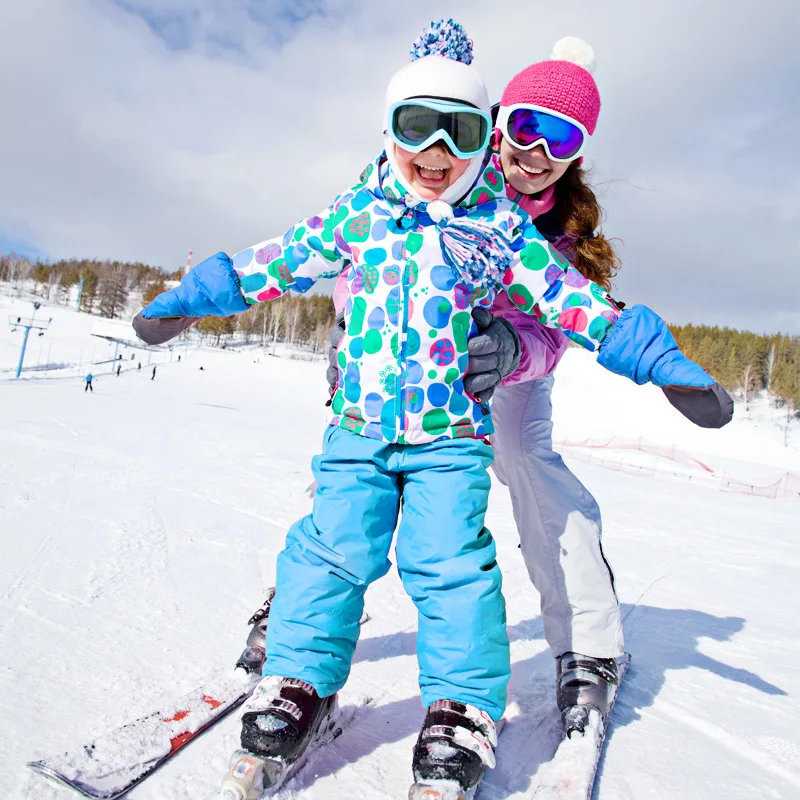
[490,292,569,386]
[336,260,567,385]
[332,265,350,315]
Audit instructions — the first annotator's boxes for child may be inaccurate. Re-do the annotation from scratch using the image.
[135,23,722,799]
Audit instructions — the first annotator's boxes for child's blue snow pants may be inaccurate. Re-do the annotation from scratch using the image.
[264,426,510,721]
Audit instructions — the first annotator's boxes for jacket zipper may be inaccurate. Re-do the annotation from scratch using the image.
[398,233,412,436]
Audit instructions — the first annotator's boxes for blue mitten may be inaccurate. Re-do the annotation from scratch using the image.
[141,252,248,319]
[598,305,733,428]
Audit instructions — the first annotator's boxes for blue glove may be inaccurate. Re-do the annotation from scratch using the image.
[598,305,733,428]
[141,252,249,319]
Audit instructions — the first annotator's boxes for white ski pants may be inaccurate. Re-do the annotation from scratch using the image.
[491,374,624,659]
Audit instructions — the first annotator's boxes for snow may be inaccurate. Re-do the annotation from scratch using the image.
[1,294,799,799]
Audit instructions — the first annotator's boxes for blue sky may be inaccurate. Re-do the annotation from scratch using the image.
[0,232,47,262]
[0,0,797,333]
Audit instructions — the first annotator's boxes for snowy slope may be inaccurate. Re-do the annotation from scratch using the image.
[1,300,799,799]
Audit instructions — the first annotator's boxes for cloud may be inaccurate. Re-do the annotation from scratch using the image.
[0,0,797,332]
[107,0,334,52]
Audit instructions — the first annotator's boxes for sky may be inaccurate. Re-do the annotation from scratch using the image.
[0,0,798,333]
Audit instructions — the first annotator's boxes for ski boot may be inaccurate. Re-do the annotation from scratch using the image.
[409,699,498,800]
[235,590,275,675]
[227,676,339,795]
[556,651,619,738]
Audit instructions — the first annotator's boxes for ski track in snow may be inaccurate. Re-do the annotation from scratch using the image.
[630,698,800,791]
[1,298,799,799]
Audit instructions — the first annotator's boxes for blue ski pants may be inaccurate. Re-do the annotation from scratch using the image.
[264,426,510,721]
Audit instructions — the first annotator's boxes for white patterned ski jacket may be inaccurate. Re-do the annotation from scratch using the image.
[232,154,619,444]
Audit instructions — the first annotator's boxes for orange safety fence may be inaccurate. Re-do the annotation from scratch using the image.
[556,436,800,501]
[556,436,714,473]
[720,475,782,499]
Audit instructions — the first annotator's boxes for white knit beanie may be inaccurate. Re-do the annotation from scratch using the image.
[384,21,490,204]
[385,55,490,118]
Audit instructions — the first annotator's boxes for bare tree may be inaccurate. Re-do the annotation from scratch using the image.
[270,300,284,356]
[98,262,132,318]
[764,343,776,392]
[740,361,755,410]
[283,296,304,350]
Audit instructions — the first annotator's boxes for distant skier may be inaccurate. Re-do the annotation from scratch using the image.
[84,374,93,393]
[138,362,141,371]
[151,365,157,381]
[116,364,121,377]
[177,354,181,362]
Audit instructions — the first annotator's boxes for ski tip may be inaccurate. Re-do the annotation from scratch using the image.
[26,761,64,782]
[27,760,109,799]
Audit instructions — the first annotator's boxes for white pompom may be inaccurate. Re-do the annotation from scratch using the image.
[426,200,454,223]
[551,37,596,73]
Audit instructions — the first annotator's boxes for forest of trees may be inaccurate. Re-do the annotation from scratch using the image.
[198,294,336,355]
[2,253,797,414]
[0,252,336,357]
[0,253,175,317]
[670,324,800,417]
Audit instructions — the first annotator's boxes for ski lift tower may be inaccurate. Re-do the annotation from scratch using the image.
[8,301,51,378]
[90,319,153,373]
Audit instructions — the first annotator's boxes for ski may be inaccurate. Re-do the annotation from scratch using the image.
[27,600,370,799]
[531,653,631,799]
[28,668,261,800]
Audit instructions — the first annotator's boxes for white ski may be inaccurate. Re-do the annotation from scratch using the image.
[532,653,631,799]
[27,608,370,799]
[28,668,260,799]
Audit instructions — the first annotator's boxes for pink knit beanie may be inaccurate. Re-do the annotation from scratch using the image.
[500,37,601,135]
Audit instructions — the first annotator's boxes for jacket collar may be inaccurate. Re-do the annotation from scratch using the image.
[356,152,510,221]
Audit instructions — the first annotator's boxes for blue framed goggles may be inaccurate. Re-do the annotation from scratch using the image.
[387,98,492,160]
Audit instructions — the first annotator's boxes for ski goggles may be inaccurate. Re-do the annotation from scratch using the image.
[387,98,492,160]
[495,104,589,162]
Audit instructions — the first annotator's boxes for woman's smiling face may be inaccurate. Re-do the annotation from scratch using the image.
[499,137,571,195]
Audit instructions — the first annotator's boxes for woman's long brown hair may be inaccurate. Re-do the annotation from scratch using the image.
[553,162,620,291]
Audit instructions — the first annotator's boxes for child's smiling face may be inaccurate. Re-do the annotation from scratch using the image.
[393,141,471,201]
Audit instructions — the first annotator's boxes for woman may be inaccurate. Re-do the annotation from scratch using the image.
[483,38,625,736]
[252,32,729,742]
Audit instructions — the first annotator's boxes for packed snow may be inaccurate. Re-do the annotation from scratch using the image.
[1,292,799,799]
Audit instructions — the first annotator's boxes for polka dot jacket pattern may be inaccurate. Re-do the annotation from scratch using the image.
[231,154,619,445]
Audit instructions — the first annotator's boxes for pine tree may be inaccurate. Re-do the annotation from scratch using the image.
[79,268,99,313]
[771,336,800,420]
[32,263,50,295]
[58,265,80,305]
[142,279,166,305]
[197,316,236,346]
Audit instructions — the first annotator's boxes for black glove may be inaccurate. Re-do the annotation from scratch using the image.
[325,312,346,396]
[463,307,521,403]
[132,312,199,346]
[662,383,734,429]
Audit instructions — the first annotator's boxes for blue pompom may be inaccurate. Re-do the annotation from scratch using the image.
[409,18,474,64]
